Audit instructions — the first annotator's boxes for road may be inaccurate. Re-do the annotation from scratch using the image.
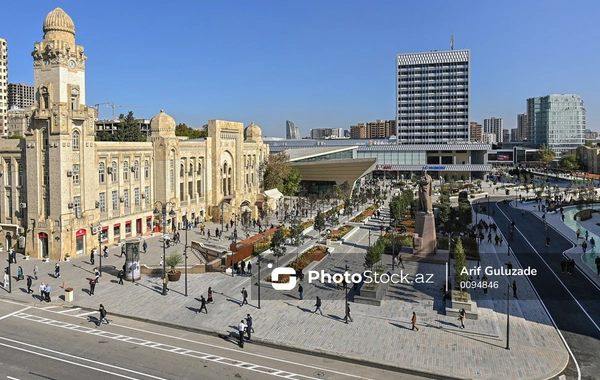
[493,200,600,380]
[0,300,435,380]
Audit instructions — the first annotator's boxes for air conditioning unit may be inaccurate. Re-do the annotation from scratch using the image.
[107,168,113,174]
[68,203,74,208]
[20,203,27,208]
[66,171,73,177]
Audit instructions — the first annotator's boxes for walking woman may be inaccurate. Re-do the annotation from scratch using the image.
[207,287,214,303]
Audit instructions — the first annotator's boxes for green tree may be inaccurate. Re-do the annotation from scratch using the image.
[314,211,326,235]
[289,217,306,261]
[270,228,287,266]
[559,154,580,171]
[364,239,384,270]
[537,144,556,166]
[261,152,302,196]
[453,238,467,289]
[175,123,208,139]
[7,134,24,139]
[114,111,145,142]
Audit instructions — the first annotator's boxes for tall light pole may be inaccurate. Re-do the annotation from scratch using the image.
[97,225,103,276]
[506,281,512,350]
[256,254,262,309]
[183,215,189,297]
[344,262,349,324]
[5,232,11,293]
[153,201,176,296]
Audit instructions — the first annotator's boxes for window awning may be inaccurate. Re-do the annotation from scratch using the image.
[114,223,121,228]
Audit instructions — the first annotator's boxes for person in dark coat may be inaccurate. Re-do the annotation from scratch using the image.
[197,295,208,313]
[26,275,33,294]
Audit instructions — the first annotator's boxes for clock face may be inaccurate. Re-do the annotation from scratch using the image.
[69,60,76,68]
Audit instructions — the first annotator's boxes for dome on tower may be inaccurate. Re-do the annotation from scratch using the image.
[150,110,176,136]
[244,122,262,142]
[43,8,76,36]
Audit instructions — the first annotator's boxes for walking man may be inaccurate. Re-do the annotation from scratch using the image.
[98,304,109,326]
[346,303,353,322]
[237,320,247,348]
[26,275,33,294]
[54,263,60,279]
[89,278,96,296]
[546,235,551,247]
[142,240,148,253]
[591,237,596,250]
[247,262,252,275]
[240,287,248,306]
[595,256,600,276]
[45,284,52,302]
[314,296,323,315]
[458,308,466,329]
[39,282,45,301]
[197,295,208,313]
[117,269,124,285]
[582,240,588,254]
[298,284,303,300]
[90,250,95,265]
[33,264,38,280]
[512,280,518,299]
[246,314,254,340]
[411,311,419,331]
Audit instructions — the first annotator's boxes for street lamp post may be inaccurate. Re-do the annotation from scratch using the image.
[486,194,489,217]
[256,254,262,309]
[183,216,189,297]
[5,240,12,293]
[97,226,103,277]
[344,262,349,324]
[153,201,177,296]
[506,281,512,350]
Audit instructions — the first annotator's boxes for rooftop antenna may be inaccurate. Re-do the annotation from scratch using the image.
[451,35,454,50]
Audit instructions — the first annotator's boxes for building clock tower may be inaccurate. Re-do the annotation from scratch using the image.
[24,7,98,260]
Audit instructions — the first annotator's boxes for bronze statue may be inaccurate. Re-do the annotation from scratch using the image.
[418,170,433,213]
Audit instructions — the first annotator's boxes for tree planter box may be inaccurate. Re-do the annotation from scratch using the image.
[354,279,390,306]
[445,290,479,320]
[168,271,181,281]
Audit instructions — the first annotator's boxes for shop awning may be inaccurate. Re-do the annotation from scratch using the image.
[76,229,87,237]
[114,223,121,228]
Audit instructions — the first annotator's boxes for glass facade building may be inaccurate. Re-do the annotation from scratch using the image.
[396,49,470,144]
[527,94,585,152]
[286,120,300,139]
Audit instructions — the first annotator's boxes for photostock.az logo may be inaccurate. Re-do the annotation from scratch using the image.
[270,266,297,291]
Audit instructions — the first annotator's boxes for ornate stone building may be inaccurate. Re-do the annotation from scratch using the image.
[0,8,268,260]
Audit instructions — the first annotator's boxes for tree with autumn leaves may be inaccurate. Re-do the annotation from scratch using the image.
[260,152,302,196]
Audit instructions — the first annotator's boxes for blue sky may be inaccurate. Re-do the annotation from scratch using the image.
[3,0,600,137]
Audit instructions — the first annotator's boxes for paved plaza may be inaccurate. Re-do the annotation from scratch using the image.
[1,202,579,380]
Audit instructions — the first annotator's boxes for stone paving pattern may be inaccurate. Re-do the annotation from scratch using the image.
[1,202,573,380]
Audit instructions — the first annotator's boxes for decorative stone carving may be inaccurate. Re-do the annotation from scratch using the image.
[418,170,433,213]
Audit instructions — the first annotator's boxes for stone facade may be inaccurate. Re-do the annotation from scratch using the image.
[0,8,268,260]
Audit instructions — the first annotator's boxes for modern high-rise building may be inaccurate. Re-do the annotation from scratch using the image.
[350,119,396,139]
[516,112,528,142]
[510,128,518,142]
[286,120,300,139]
[502,129,509,143]
[469,121,482,142]
[8,83,35,109]
[0,38,7,136]
[396,49,470,144]
[527,94,586,151]
[484,117,503,143]
[310,128,344,139]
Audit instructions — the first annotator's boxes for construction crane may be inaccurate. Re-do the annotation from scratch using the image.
[93,102,146,120]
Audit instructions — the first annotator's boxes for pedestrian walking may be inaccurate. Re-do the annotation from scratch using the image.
[411,311,419,331]
[17,266,24,281]
[197,295,208,313]
[89,278,96,296]
[546,235,551,247]
[240,287,248,306]
[103,246,108,258]
[142,240,148,253]
[117,269,124,285]
[39,282,45,300]
[512,280,518,299]
[397,255,405,269]
[576,228,581,240]
[246,314,254,336]
[237,320,247,347]
[298,284,303,300]
[98,304,109,326]
[26,275,33,294]
[314,296,323,315]
[591,237,596,250]
[595,256,600,276]
[33,264,38,280]
[247,262,252,275]
[207,287,214,303]
[54,263,60,279]
[45,284,52,302]
[586,230,589,240]
[582,240,588,254]
[560,259,567,273]
[482,275,488,295]
[207,230,211,240]
[561,214,565,222]
[346,303,353,322]
[90,250,95,265]
[458,308,466,329]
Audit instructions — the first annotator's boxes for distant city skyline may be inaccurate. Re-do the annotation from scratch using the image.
[2,0,599,137]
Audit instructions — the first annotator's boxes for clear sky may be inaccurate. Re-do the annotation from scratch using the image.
[3,0,599,137]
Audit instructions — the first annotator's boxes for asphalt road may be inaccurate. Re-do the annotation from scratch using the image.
[0,300,436,380]
[493,200,600,380]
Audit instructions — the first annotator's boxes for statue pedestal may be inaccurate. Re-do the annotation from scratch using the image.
[413,211,436,256]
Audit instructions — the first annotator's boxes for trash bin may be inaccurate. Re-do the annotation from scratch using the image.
[576,216,581,222]
[65,287,73,302]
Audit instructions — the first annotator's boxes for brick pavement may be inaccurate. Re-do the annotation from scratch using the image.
[0,204,569,380]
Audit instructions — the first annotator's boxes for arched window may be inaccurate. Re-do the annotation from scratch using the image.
[111,161,118,182]
[72,130,80,150]
[180,163,185,178]
[123,161,129,181]
[133,160,139,179]
[99,162,106,183]
[144,160,149,179]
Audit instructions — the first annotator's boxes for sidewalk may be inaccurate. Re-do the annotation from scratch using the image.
[0,205,569,380]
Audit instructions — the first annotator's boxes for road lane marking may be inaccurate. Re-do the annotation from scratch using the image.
[499,203,582,380]
[12,312,321,380]
[0,306,31,321]
[0,338,166,380]
[57,307,81,314]
[18,303,381,380]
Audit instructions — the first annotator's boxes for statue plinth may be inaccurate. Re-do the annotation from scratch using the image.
[413,211,437,256]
